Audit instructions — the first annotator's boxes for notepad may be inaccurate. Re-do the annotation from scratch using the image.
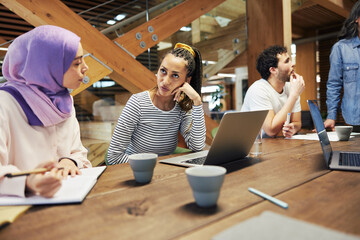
[212,211,360,240]
[0,166,106,206]
[0,205,31,227]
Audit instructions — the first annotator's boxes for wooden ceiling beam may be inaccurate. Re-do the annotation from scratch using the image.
[113,0,226,57]
[0,0,156,93]
[310,0,353,18]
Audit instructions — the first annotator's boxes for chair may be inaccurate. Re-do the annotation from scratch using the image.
[211,126,219,139]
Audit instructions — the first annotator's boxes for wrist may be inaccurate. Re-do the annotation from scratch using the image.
[59,157,78,167]
[193,97,202,106]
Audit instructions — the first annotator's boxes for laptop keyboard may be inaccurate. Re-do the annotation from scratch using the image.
[183,156,207,165]
[339,153,360,166]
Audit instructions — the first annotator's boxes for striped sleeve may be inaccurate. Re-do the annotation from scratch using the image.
[107,95,140,164]
[180,104,206,151]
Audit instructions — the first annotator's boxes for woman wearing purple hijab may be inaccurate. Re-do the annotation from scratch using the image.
[0,25,91,198]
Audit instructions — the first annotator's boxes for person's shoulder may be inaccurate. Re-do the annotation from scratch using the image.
[0,90,16,106]
[128,91,147,102]
[333,38,353,49]
[247,79,270,92]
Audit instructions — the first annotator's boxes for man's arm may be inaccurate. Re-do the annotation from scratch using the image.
[262,74,304,137]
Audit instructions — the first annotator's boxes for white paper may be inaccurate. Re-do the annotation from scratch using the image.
[0,166,106,206]
[212,211,360,240]
[287,132,356,141]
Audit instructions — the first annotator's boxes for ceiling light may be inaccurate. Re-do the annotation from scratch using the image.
[180,26,192,32]
[114,14,126,21]
[217,73,236,78]
[0,47,8,51]
[106,20,116,25]
[215,16,231,27]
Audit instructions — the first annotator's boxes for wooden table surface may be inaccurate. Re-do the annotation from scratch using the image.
[1,136,359,240]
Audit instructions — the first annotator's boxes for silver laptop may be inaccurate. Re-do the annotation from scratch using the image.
[159,110,268,167]
[308,100,360,171]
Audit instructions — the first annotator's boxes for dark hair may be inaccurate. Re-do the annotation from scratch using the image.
[256,45,287,80]
[338,1,360,40]
[163,45,203,112]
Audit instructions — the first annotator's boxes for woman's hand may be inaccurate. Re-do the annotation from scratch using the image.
[282,122,297,138]
[57,158,81,178]
[25,161,62,198]
[172,82,202,106]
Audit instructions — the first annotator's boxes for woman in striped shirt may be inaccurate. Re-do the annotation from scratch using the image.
[107,43,206,164]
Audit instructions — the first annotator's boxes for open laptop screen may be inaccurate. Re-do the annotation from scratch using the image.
[307,100,332,165]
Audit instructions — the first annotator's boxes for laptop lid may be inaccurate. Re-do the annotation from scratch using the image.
[307,100,332,166]
[159,110,268,167]
[204,110,268,165]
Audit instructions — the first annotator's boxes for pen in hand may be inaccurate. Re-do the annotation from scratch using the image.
[248,187,288,209]
[5,167,64,178]
[285,112,291,124]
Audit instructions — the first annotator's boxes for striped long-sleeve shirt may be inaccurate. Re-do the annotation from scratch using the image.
[107,91,206,164]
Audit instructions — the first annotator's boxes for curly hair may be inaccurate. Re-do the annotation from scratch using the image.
[159,45,203,112]
[256,45,287,80]
[338,0,360,40]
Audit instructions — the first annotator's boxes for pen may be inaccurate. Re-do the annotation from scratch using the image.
[248,187,288,209]
[5,167,64,178]
[286,112,291,124]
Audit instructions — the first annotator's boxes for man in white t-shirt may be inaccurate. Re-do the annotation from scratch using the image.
[241,45,305,138]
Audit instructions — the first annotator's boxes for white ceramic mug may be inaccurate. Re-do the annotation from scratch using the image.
[335,126,353,141]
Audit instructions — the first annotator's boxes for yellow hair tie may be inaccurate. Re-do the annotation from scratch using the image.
[174,43,195,57]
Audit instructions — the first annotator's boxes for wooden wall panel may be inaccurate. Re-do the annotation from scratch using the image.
[247,0,287,86]
[296,42,317,111]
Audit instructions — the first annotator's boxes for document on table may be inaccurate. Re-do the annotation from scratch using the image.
[0,166,106,206]
[0,205,31,227]
[287,132,357,141]
[212,211,360,240]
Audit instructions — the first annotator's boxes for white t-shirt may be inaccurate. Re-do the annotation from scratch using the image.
[241,79,301,113]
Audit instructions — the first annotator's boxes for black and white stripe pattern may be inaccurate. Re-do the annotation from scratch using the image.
[107,91,206,164]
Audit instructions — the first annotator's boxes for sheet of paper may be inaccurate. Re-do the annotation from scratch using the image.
[0,166,106,206]
[212,211,360,240]
[287,132,356,141]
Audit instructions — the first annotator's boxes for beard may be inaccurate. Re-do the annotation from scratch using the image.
[278,69,291,82]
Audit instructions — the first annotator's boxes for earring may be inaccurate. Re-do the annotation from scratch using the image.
[82,76,90,84]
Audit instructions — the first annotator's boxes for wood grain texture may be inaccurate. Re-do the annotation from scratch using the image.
[3,137,359,239]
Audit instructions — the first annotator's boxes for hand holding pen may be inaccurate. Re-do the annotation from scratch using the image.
[5,162,63,198]
[282,113,296,138]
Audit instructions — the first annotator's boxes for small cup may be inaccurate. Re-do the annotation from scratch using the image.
[250,130,262,156]
[185,166,226,207]
[335,126,353,141]
[128,153,158,183]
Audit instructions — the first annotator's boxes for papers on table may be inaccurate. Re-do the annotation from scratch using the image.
[287,132,358,141]
[212,211,360,240]
[0,206,31,227]
[0,166,106,206]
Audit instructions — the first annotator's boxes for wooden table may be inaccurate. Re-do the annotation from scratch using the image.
[1,136,359,240]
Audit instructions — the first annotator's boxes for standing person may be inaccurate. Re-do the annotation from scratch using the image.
[0,25,92,198]
[241,45,305,138]
[324,1,360,131]
[107,43,206,164]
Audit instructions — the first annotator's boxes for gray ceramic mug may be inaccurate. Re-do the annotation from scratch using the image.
[128,153,158,183]
[185,166,226,207]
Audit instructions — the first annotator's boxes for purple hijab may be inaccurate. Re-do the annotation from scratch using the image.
[1,25,80,126]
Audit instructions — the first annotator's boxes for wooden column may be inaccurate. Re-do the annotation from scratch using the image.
[296,42,317,111]
[247,0,291,86]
